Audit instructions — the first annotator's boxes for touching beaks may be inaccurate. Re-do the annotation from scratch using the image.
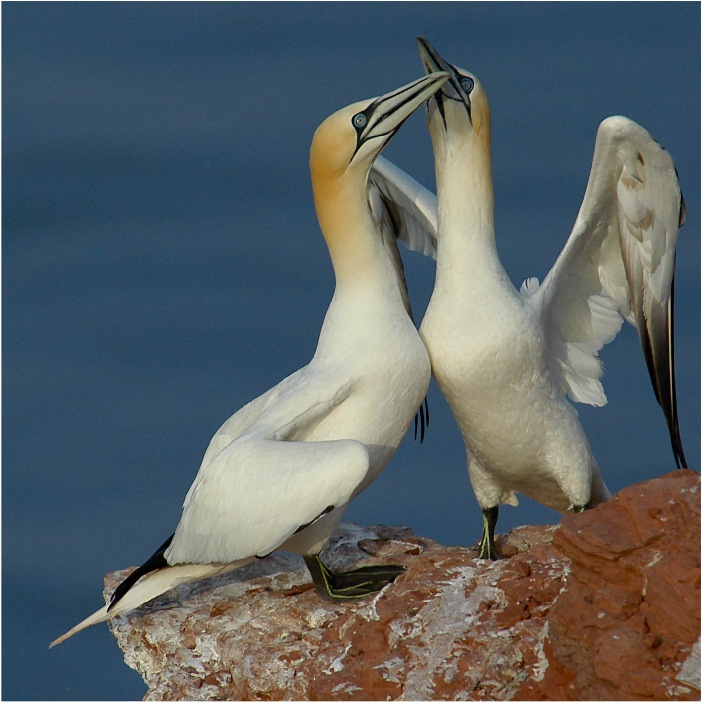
[416,36,473,124]
[350,70,449,163]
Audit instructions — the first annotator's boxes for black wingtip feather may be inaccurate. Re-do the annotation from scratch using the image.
[638,275,688,470]
[667,278,688,468]
[108,533,174,612]
[420,402,425,443]
[413,397,430,444]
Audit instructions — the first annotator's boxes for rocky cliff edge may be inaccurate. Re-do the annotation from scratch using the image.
[105,469,700,700]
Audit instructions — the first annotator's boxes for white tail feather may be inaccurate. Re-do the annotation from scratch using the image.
[49,560,251,648]
[49,603,112,648]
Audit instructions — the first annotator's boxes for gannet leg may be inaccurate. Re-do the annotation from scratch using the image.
[304,554,405,601]
[572,503,591,513]
[476,505,499,560]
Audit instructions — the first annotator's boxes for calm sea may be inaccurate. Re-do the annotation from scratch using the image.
[4,4,699,699]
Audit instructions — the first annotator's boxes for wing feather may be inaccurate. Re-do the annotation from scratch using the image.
[196,368,307,473]
[367,156,438,320]
[369,155,438,258]
[166,436,369,564]
[165,370,370,563]
[531,115,686,465]
[368,157,435,434]
[368,181,415,318]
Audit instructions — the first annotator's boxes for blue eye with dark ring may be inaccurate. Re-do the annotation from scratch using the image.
[460,76,475,93]
[352,113,367,129]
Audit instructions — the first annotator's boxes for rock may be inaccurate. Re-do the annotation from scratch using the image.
[106,470,700,700]
[516,468,700,701]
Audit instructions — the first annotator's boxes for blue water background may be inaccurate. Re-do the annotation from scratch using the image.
[4,3,700,700]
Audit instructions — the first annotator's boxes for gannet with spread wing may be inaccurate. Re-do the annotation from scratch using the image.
[370,37,687,560]
[51,69,449,647]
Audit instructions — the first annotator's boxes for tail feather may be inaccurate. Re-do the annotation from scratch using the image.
[49,603,112,648]
[49,560,249,648]
[108,534,173,612]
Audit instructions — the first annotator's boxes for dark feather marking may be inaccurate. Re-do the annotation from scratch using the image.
[678,188,686,227]
[667,276,687,467]
[108,533,174,611]
[414,397,430,443]
[637,268,687,468]
[375,189,415,321]
[255,505,337,560]
[381,189,403,235]
[294,505,335,535]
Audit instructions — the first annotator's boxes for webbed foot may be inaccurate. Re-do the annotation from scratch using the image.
[304,554,405,601]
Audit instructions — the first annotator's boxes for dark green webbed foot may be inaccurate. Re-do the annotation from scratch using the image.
[572,503,591,513]
[475,505,499,560]
[304,554,405,601]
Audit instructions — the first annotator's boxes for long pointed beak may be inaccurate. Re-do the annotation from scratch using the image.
[416,36,472,123]
[417,36,453,76]
[351,71,449,160]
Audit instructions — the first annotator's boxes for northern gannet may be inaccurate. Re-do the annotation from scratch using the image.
[370,37,687,560]
[50,70,449,647]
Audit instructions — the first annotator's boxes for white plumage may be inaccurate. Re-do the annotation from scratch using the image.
[50,70,449,647]
[370,38,687,557]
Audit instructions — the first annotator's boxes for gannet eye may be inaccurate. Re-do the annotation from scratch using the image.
[459,76,474,93]
[352,113,367,129]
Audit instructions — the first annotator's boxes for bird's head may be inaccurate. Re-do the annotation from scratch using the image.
[309,71,449,188]
[308,71,448,281]
[416,37,490,157]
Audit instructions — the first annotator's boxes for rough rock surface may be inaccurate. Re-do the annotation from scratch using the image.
[106,470,700,700]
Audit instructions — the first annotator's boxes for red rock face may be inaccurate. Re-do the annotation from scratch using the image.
[106,471,700,700]
[517,469,700,701]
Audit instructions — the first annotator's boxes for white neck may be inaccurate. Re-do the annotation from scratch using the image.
[434,133,509,294]
[311,169,409,358]
[318,176,401,299]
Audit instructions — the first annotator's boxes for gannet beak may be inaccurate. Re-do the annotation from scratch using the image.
[350,71,449,163]
[416,36,473,120]
[417,36,453,76]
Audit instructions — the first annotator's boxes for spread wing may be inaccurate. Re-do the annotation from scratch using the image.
[368,155,437,320]
[368,156,435,439]
[369,155,438,259]
[165,369,370,563]
[528,115,686,466]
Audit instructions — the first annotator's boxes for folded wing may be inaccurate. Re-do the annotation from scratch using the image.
[166,370,370,564]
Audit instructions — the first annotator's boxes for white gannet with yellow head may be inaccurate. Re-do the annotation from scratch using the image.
[370,37,687,560]
[51,69,449,648]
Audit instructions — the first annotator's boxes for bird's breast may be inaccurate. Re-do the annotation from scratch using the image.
[422,294,556,444]
[312,304,430,471]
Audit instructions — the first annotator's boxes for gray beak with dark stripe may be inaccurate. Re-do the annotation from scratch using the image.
[417,36,474,124]
[350,71,449,162]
